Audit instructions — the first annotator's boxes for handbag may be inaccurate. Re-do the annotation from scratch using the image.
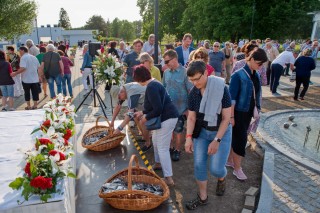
[243,70,260,120]
[145,87,166,130]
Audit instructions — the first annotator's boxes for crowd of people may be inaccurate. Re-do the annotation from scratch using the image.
[0,33,319,210]
[107,34,318,210]
[0,39,74,111]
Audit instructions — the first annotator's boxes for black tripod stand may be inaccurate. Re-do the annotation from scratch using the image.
[75,65,108,118]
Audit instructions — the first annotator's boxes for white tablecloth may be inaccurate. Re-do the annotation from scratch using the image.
[0,110,75,213]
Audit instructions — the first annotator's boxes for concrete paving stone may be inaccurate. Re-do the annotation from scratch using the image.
[241,208,252,213]
[245,187,259,196]
[307,191,318,199]
[244,196,255,210]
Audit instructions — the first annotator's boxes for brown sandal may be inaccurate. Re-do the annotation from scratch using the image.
[31,106,37,110]
[25,106,31,110]
[161,178,175,187]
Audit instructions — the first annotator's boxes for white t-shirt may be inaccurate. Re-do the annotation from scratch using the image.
[20,53,40,83]
[272,51,295,67]
[142,41,161,56]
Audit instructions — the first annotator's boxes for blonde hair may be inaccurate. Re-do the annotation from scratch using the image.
[138,52,154,64]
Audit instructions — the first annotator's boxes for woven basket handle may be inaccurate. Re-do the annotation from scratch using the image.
[127,155,139,191]
[95,116,114,136]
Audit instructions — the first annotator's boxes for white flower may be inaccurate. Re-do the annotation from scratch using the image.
[115,62,121,69]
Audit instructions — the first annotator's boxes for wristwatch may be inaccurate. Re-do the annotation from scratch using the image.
[214,137,221,143]
[117,125,124,131]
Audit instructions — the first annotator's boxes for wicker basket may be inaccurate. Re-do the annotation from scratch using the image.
[81,116,125,151]
[99,155,170,211]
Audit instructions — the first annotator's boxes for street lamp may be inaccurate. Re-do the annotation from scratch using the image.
[250,1,256,40]
[154,0,159,64]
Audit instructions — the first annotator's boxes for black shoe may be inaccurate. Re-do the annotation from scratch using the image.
[216,179,226,196]
[186,193,208,210]
[171,150,181,161]
[141,144,152,153]
[169,147,175,156]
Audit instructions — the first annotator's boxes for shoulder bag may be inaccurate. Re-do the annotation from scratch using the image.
[145,87,166,130]
[243,69,260,120]
[44,52,53,79]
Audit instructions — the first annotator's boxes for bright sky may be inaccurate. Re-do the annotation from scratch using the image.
[36,0,141,28]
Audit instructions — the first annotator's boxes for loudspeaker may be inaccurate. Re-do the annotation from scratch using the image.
[89,42,101,57]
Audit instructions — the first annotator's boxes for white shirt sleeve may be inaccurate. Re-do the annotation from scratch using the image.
[20,55,27,68]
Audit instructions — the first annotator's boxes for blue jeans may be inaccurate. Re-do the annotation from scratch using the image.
[270,63,283,93]
[193,124,232,181]
[62,74,73,97]
[0,85,14,97]
[47,75,62,98]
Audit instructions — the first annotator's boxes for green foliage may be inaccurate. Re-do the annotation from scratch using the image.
[9,177,25,190]
[138,0,320,41]
[0,0,37,39]
[58,8,72,29]
[83,16,141,41]
[84,15,108,35]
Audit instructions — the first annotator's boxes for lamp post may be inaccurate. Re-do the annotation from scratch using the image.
[154,0,159,64]
[250,1,256,40]
[35,18,40,44]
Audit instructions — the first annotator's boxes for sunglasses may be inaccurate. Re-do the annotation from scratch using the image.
[214,45,219,47]
[164,58,173,64]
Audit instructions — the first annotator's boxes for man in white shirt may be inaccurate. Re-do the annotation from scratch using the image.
[25,39,40,56]
[270,49,296,95]
[11,46,40,109]
[142,34,161,58]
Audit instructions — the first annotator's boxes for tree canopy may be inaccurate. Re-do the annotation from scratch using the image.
[81,15,141,41]
[58,8,72,29]
[0,0,37,39]
[137,0,320,41]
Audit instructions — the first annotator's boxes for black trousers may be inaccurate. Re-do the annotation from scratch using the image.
[294,76,310,99]
[266,61,271,85]
[22,82,39,101]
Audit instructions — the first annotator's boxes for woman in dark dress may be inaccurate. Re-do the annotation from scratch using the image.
[228,48,268,180]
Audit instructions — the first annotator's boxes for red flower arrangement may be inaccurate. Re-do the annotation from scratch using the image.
[48,150,66,162]
[30,176,53,190]
[35,138,53,150]
[24,163,31,177]
[63,129,72,140]
[40,120,51,131]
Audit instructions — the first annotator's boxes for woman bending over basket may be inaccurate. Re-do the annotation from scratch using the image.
[133,65,179,186]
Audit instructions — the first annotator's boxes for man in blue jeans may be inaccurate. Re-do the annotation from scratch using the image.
[162,50,193,161]
[39,44,64,98]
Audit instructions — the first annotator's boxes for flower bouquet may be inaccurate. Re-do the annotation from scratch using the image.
[9,94,76,204]
[92,51,125,86]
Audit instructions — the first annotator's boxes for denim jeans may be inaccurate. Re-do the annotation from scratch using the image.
[193,124,232,181]
[62,74,73,97]
[47,75,62,98]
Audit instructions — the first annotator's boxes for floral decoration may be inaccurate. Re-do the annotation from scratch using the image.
[92,51,125,86]
[9,94,77,204]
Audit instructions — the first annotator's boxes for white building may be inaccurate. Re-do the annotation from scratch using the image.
[18,25,98,46]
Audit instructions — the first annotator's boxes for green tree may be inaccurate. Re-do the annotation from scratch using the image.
[84,15,108,35]
[0,0,37,39]
[58,8,72,29]
[132,20,143,38]
[111,18,121,38]
[119,20,135,41]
